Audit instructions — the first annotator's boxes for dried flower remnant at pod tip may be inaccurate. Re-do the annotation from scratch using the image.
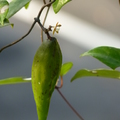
[52,22,62,34]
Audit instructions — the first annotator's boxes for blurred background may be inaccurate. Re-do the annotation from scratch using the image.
[0,0,120,120]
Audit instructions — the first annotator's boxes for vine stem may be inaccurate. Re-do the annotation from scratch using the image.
[41,5,51,42]
[0,0,55,52]
[56,88,84,120]
[43,0,46,4]
[0,21,36,53]
[55,76,84,120]
[37,0,55,20]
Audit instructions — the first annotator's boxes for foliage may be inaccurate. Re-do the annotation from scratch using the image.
[0,0,71,27]
[60,62,73,76]
[52,0,71,13]
[81,46,120,69]
[1,0,120,120]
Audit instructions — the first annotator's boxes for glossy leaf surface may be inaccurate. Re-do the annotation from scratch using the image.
[0,77,31,85]
[71,69,120,82]
[81,46,120,69]
[52,0,71,13]
[60,62,73,76]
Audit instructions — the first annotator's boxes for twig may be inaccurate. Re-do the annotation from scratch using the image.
[43,0,46,4]
[56,88,84,120]
[41,4,51,42]
[0,21,36,53]
[36,0,55,20]
[0,0,55,52]
[55,76,84,120]
[36,18,51,39]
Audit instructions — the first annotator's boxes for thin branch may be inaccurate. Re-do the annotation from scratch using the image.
[43,0,46,4]
[41,5,51,42]
[0,21,36,53]
[36,18,51,39]
[37,0,55,19]
[56,88,84,120]
[36,0,55,39]
[0,0,55,52]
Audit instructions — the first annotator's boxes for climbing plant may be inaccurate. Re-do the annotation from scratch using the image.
[0,0,120,120]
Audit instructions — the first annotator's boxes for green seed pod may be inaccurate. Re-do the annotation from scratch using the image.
[31,37,62,120]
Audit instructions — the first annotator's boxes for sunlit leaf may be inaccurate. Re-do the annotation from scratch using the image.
[0,0,9,25]
[52,0,71,13]
[6,0,31,19]
[81,46,120,69]
[0,77,31,85]
[60,62,73,76]
[71,69,120,82]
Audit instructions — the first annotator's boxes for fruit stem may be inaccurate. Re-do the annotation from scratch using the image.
[34,17,50,39]
[35,0,56,40]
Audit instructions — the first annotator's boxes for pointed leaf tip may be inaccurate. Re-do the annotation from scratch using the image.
[81,46,120,69]
[60,62,73,76]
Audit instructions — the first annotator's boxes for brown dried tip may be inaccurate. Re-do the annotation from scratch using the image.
[53,22,62,35]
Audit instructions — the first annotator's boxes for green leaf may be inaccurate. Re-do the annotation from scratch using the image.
[0,77,31,85]
[71,69,120,82]
[52,0,71,13]
[81,46,120,69]
[60,62,73,76]
[6,0,31,19]
[24,1,30,9]
[0,0,9,25]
